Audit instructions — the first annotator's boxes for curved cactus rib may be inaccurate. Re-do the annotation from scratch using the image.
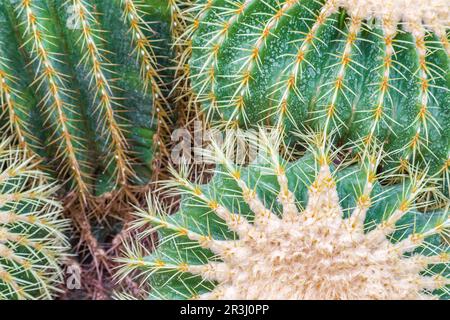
[15,0,91,196]
[0,0,173,197]
[188,0,450,183]
[264,1,335,131]
[310,15,363,138]
[90,0,173,191]
[64,0,132,187]
[350,24,394,146]
[120,0,161,93]
[119,0,172,158]
[0,61,37,152]
[390,30,444,173]
[119,128,450,300]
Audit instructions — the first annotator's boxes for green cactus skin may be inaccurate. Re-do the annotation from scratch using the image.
[118,129,450,300]
[186,0,450,186]
[0,0,173,198]
[0,138,69,300]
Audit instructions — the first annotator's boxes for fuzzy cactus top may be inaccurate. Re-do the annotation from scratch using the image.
[119,129,450,300]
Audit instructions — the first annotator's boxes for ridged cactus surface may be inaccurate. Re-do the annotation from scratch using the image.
[119,130,450,300]
[0,138,69,300]
[0,0,172,197]
[188,0,449,181]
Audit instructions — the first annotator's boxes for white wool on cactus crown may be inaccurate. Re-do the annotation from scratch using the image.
[333,0,449,35]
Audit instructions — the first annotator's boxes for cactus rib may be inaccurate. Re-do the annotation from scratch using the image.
[17,0,90,195]
[0,0,174,197]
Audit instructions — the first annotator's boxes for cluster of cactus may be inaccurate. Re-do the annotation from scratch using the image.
[0,137,69,299]
[186,0,449,185]
[0,0,175,299]
[0,0,449,300]
[0,0,173,198]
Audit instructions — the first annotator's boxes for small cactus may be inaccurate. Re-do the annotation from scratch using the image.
[0,0,173,198]
[118,129,449,299]
[0,137,69,300]
[186,0,449,184]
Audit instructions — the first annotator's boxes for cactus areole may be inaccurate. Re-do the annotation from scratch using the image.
[189,0,450,181]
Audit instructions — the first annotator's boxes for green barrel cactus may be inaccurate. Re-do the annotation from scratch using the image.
[0,137,69,300]
[0,0,173,198]
[186,0,450,185]
[118,129,449,300]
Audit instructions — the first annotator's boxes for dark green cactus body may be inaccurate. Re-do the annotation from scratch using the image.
[188,0,450,182]
[0,138,69,300]
[0,0,173,197]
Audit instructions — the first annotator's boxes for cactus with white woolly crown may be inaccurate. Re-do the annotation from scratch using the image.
[0,137,69,300]
[185,0,450,186]
[0,0,173,198]
[118,129,449,300]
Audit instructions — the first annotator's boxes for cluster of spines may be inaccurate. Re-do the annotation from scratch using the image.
[395,18,444,176]
[0,137,69,300]
[0,58,38,153]
[167,0,205,126]
[117,129,449,299]
[187,0,256,126]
